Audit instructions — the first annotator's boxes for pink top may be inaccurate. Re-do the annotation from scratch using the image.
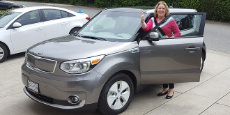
[143,18,181,37]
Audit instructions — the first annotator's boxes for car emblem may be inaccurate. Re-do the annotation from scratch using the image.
[37,52,43,55]
[130,48,139,53]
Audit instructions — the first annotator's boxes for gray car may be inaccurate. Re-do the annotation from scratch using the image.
[21,7,206,115]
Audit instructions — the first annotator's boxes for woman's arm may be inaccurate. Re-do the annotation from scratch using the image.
[171,19,181,37]
[142,19,153,31]
[141,12,153,31]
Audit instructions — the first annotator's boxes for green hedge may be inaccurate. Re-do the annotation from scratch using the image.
[14,0,230,22]
[0,9,15,16]
[174,0,230,22]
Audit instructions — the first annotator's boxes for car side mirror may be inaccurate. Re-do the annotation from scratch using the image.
[12,22,22,28]
[149,32,159,41]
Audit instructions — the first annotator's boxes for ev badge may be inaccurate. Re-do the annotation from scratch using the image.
[130,48,139,53]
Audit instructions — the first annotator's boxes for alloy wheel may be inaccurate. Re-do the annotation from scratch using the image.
[0,47,4,60]
[107,80,130,110]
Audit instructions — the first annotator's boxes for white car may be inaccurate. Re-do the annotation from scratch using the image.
[0,6,89,62]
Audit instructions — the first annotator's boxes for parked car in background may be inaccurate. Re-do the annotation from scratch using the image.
[0,6,90,62]
[22,7,206,115]
[0,0,25,10]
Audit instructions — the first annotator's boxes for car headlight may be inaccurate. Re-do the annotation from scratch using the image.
[60,55,105,74]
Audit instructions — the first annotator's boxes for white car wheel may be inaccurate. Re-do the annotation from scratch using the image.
[0,43,8,63]
[69,27,81,35]
[107,80,130,110]
[98,73,134,115]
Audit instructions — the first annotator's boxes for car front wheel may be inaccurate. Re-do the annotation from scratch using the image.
[98,73,134,115]
[0,43,8,63]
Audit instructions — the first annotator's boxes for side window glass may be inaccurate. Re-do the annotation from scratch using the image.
[16,10,40,26]
[156,14,202,38]
[43,9,62,21]
[61,11,68,18]
[69,13,75,17]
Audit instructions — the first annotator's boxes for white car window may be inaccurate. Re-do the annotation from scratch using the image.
[60,10,68,18]
[16,10,40,26]
[43,9,62,21]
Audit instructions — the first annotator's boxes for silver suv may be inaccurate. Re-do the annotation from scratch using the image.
[21,7,206,115]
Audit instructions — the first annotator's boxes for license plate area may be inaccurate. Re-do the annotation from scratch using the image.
[28,80,39,93]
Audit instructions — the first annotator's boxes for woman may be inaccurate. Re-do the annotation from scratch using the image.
[141,1,181,99]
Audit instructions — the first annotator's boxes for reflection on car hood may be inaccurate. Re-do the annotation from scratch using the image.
[28,35,134,60]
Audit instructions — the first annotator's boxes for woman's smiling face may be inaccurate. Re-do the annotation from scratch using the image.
[157,4,166,18]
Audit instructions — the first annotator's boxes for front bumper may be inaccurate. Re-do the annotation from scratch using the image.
[21,63,102,110]
[23,87,85,109]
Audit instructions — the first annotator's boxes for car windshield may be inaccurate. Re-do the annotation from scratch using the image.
[78,10,141,42]
[0,11,21,28]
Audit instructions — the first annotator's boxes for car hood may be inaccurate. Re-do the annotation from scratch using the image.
[28,35,136,60]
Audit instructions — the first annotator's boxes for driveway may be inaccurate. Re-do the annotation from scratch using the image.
[0,50,230,115]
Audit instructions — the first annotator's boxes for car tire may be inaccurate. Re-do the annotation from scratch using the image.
[98,73,134,115]
[0,43,8,63]
[69,27,81,35]
[200,53,205,72]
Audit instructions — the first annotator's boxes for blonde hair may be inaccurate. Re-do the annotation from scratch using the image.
[154,1,169,18]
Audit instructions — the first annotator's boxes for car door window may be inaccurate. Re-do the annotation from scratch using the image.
[61,10,68,18]
[43,9,62,21]
[16,10,40,26]
[68,13,75,17]
[155,14,202,38]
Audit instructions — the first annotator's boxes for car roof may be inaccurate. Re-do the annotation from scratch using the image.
[104,7,197,13]
[12,6,72,13]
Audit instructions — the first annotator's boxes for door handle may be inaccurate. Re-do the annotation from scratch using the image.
[62,22,67,25]
[35,28,42,31]
[184,47,200,51]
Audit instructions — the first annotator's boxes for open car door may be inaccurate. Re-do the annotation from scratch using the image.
[139,12,206,84]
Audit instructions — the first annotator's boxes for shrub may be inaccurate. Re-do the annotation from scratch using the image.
[13,0,230,22]
[0,8,16,16]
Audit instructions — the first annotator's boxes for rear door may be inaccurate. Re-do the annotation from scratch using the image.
[42,9,70,39]
[139,12,206,84]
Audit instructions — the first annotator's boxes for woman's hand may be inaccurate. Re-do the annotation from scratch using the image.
[162,35,169,38]
[141,12,145,23]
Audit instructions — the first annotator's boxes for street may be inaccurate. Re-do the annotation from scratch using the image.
[1,1,230,115]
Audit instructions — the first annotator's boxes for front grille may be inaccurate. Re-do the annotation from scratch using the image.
[26,87,54,104]
[27,53,57,73]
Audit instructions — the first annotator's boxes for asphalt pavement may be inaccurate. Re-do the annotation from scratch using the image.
[1,1,230,115]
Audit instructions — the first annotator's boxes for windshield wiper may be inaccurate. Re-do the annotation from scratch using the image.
[80,35,106,41]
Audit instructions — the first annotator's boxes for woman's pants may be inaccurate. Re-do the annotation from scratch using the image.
[163,83,174,89]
